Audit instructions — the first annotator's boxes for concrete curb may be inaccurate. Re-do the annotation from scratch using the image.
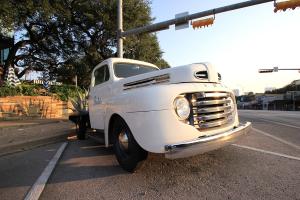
[0,131,71,157]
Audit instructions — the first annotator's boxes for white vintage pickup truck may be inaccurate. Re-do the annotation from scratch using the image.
[70,58,251,172]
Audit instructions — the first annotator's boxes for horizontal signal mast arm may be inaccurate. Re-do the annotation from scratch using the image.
[120,0,274,37]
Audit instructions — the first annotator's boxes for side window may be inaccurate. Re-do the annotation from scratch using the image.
[94,65,110,86]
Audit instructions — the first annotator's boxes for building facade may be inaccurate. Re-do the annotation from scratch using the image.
[237,79,300,111]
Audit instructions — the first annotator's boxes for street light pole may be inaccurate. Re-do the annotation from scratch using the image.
[117,0,123,58]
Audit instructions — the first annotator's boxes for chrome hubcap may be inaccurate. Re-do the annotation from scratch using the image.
[118,131,129,151]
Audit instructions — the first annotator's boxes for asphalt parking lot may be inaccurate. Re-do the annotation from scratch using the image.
[0,110,299,200]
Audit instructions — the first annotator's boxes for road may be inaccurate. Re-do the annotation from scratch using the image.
[0,110,299,200]
[239,110,300,148]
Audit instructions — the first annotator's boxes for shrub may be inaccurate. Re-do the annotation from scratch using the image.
[0,84,84,101]
[0,85,19,97]
[18,84,43,96]
[69,88,89,112]
[50,85,84,101]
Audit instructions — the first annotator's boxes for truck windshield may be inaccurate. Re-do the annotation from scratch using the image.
[114,63,159,78]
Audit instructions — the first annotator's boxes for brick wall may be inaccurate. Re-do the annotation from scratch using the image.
[0,96,73,120]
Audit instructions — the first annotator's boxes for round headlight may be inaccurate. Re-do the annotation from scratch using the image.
[174,96,190,120]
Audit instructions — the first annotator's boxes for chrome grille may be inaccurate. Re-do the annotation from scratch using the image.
[190,92,235,130]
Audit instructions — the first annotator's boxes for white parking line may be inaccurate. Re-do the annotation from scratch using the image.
[232,144,300,161]
[252,127,300,150]
[24,142,68,200]
[259,119,300,130]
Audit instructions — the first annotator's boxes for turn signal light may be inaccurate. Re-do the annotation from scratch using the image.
[192,17,214,29]
[274,0,300,12]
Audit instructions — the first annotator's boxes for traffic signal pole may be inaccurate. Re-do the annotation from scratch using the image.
[117,0,123,58]
[117,0,297,57]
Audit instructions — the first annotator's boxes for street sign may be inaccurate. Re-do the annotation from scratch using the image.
[175,12,189,30]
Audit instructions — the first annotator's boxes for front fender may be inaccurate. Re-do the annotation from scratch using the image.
[105,83,237,152]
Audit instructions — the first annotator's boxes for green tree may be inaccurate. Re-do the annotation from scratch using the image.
[0,0,169,87]
[53,0,169,87]
[0,0,76,80]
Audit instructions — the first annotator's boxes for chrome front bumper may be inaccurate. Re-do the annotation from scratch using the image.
[165,122,252,159]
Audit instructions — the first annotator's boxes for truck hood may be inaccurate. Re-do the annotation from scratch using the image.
[121,63,220,90]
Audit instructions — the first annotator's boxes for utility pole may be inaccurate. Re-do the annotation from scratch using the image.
[117,0,123,58]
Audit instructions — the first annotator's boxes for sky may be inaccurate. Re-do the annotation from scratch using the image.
[150,0,300,94]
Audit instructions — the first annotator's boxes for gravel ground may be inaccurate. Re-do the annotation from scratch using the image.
[1,111,299,200]
[40,111,300,200]
[40,137,300,200]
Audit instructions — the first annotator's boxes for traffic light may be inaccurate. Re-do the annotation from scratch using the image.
[274,0,300,12]
[258,69,274,73]
[191,17,214,29]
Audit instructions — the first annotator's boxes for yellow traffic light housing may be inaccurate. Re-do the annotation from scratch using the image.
[258,69,274,73]
[274,0,300,12]
[191,17,215,29]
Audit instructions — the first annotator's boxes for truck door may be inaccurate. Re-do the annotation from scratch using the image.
[89,64,111,130]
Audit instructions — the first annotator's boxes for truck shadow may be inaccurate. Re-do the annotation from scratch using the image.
[46,138,126,184]
[45,138,248,185]
[2,131,298,199]
[0,136,257,190]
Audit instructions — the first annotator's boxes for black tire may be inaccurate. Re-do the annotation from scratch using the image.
[112,118,148,172]
[76,116,87,140]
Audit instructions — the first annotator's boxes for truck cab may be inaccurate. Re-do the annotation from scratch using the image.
[89,58,159,131]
